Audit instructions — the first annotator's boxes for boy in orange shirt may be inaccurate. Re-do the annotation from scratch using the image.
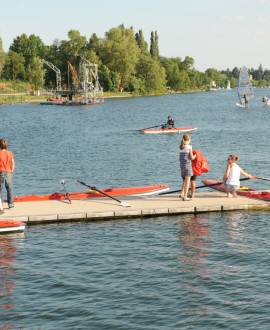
[0,139,15,212]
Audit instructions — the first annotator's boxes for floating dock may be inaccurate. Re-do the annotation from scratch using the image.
[0,192,269,225]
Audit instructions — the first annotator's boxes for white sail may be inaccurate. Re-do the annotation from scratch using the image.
[237,67,254,104]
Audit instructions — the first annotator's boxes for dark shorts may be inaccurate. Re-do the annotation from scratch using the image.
[181,175,197,181]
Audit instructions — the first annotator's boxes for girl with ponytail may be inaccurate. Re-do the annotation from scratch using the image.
[179,134,196,201]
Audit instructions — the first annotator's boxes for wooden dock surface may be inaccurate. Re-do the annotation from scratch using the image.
[0,191,269,225]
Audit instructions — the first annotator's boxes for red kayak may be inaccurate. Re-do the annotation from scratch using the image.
[13,184,170,203]
[202,179,270,202]
[0,220,25,233]
[140,127,197,134]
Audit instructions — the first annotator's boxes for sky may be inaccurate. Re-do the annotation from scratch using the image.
[1,0,270,72]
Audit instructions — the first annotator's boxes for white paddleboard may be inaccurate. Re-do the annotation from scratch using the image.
[236,103,247,108]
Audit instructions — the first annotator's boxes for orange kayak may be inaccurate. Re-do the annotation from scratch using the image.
[202,179,270,201]
[0,220,25,233]
[140,127,197,134]
[13,184,170,203]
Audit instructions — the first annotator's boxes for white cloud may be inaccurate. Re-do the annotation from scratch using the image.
[256,30,267,36]
[221,16,244,23]
[253,0,270,4]
[257,16,265,23]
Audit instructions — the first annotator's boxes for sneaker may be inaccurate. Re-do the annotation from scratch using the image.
[182,197,192,201]
[227,193,233,198]
[0,210,4,214]
[8,204,15,209]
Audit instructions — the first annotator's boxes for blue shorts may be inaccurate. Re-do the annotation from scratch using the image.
[223,180,239,191]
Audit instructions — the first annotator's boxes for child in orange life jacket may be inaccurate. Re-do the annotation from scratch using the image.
[223,154,253,198]
[179,134,196,201]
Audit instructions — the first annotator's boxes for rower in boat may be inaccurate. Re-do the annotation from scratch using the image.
[162,116,175,129]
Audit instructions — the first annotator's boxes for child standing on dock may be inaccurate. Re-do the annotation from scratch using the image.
[179,134,196,201]
[223,155,253,198]
[0,139,15,211]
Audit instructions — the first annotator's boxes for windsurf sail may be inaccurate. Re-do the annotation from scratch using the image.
[237,67,254,105]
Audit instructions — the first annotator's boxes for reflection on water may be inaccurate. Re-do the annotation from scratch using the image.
[0,214,269,328]
[176,214,213,323]
[0,233,24,329]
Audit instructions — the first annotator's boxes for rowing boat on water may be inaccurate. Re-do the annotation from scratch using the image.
[202,179,270,202]
[140,127,197,134]
[12,184,170,203]
[0,220,25,233]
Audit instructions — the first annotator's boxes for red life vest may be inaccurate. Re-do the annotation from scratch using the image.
[192,150,210,176]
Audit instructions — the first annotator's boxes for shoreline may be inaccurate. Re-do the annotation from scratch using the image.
[0,89,206,105]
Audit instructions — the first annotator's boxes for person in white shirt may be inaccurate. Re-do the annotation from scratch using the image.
[223,154,253,198]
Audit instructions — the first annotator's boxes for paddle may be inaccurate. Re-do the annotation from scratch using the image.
[77,180,131,207]
[256,176,270,182]
[61,180,71,204]
[140,124,165,130]
[159,177,253,196]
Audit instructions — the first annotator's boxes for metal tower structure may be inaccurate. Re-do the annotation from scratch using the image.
[42,59,62,91]
[79,55,103,99]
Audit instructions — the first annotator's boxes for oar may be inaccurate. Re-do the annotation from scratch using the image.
[61,180,71,204]
[77,180,131,207]
[140,124,165,130]
[256,176,270,182]
[159,177,253,196]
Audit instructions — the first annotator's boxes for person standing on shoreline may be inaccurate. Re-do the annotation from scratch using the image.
[0,139,15,212]
[179,134,196,201]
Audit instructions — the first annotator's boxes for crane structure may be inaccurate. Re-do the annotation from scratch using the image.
[42,59,62,91]
[41,57,104,105]
[67,61,79,89]
[79,55,103,100]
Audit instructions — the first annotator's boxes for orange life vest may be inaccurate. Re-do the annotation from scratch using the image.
[192,150,210,176]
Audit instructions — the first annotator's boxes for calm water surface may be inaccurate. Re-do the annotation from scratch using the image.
[0,89,269,329]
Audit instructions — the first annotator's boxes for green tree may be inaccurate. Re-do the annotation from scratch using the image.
[10,33,46,67]
[0,35,5,78]
[179,56,194,71]
[28,57,44,91]
[150,31,159,58]
[257,64,264,81]
[176,70,191,91]
[263,69,270,84]
[135,53,166,93]
[127,76,145,94]
[99,25,140,86]
[135,30,148,53]
[205,68,227,87]
[188,69,205,88]
[2,50,25,80]
[231,67,239,79]
[87,33,100,54]
[67,30,87,60]
[99,65,114,91]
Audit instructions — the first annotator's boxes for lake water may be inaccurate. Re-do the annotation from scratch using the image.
[0,89,270,329]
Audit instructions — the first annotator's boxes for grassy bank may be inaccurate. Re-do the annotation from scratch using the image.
[0,95,48,104]
[0,82,206,105]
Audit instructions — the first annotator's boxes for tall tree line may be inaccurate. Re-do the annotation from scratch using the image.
[0,27,270,93]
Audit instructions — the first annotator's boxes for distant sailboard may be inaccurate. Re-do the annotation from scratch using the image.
[237,67,254,108]
[236,103,246,108]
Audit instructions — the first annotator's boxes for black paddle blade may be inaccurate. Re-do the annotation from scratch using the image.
[77,179,131,207]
